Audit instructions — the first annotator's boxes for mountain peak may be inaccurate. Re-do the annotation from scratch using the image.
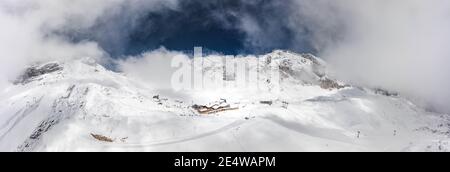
[14,62,63,85]
[0,53,449,151]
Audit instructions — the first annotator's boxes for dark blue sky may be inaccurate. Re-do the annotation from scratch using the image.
[127,1,246,55]
[60,0,317,57]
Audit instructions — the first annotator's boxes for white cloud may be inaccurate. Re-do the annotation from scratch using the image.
[1,0,449,113]
[286,0,450,112]
[117,47,188,90]
[0,0,179,90]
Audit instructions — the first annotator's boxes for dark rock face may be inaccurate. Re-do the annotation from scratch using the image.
[26,63,62,77]
[320,78,346,90]
[15,63,63,84]
[301,53,320,65]
[279,59,294,75]
[374,88,399,97]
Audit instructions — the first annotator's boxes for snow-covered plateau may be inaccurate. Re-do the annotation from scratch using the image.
[0,50,449,152]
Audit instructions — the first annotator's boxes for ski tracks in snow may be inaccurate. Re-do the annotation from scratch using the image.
[0,96,43,142]
[106,119,246,148]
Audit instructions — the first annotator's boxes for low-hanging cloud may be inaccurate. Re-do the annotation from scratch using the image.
[117,47,187,90]
[0,0,178,90]
[284,0,450,113]
[0,0,110,88]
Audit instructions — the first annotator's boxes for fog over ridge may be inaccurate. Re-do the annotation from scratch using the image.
[1,0,450,113]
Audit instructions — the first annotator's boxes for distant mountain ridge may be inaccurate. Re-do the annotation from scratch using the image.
[0,51,449,151]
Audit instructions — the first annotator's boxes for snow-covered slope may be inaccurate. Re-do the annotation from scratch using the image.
[0,51,449,152]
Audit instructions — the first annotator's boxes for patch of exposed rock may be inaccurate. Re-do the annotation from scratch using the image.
[14,63,63,84]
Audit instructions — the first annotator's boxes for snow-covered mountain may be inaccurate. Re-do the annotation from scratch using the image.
[0,51,449,152]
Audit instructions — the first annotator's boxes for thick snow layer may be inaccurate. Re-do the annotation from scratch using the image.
[0,52,449,152]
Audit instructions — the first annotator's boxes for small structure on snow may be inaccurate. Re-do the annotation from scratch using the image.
[192,99,238,115]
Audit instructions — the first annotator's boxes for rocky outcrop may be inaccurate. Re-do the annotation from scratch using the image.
[320,78,347,90]
[374,88,399,97]
[15,63,63,84]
